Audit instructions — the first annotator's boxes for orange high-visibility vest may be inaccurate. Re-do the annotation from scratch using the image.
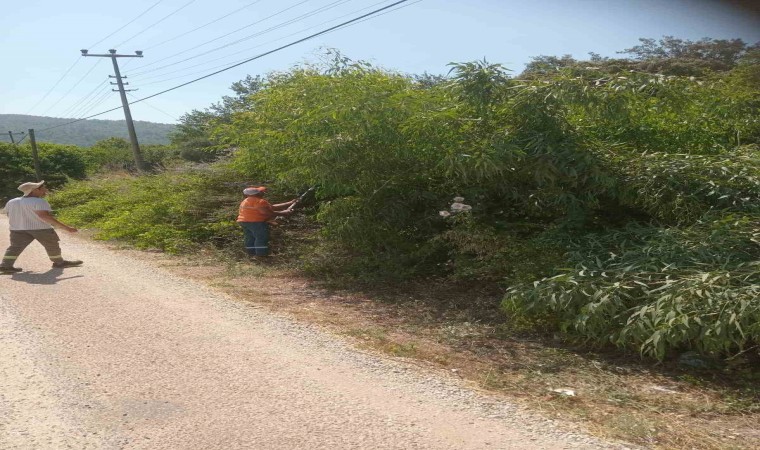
[237,197,274,222]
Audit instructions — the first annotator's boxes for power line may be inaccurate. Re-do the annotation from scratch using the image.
[39,105,124,133]
[25,58,82,115]
[59,77,110,118]
[127,0,312,74]
[143,0,265,51]
[131,0,410,103]
[27,2,163,120]
[16,134,29,145]
[72,86,114,119]
[37,0,411,133]
[88,0,165,48]
[127,92,178,121]
[343,0,420,27]
[130,0,353,79]
[133,0,396,85]
[23,0,166,117]
[114,0,198,48]
[39,60,104,116]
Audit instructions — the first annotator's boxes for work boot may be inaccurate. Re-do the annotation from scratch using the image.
[0,266,22,274]
[52,260,83,268]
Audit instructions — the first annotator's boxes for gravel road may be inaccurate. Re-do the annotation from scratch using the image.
[0,216,626,450]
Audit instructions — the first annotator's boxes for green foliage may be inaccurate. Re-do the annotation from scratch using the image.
[0,143,36,201]
[521,36,759,78]
[220,60,450,276]
[435,213,566,283]
[170,74,265,160]
[0,142,88,202]
[619,36,756,76]
[51,40,760,360]
[50,166,243,253]
[503,215,760,359]
[602,146,760,224]
[83,137,178,173]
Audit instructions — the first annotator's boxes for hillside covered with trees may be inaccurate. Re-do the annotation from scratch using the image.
[0,114,175,147]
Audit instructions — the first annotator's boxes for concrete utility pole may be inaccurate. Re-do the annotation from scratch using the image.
[28,129,42,181]
[81,48,147,172]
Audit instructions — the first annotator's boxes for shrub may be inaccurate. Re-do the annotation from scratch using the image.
[50,166,244,253]
[0,142,87,202]
[503,215,760,359]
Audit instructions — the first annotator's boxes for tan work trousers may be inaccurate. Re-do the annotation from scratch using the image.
[1,229,63,267]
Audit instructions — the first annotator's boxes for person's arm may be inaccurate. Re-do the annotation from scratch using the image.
[271,207,293,217]
[271,199,297,210]
[240,202,292,218]
[34,210,78,233]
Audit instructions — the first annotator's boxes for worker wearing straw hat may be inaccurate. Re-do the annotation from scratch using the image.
[1,181,82,274]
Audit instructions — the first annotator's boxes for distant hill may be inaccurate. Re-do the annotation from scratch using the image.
[0,114,176,147]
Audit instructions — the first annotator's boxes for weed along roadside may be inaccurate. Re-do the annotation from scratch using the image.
[21,39,760,450]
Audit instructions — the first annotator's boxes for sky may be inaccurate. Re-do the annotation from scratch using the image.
[1,0,758,128]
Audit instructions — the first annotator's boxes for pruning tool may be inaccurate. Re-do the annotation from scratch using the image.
[285,186,317,212]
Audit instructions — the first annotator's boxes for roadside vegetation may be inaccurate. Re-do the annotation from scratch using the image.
[5,36,758,448]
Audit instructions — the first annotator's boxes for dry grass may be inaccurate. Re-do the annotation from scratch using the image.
[123,246,759,450]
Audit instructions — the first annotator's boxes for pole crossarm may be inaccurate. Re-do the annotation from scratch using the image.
[81,49,144,58]
[83,53,143,57]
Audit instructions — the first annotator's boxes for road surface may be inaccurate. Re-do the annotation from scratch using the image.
[0,216,621,449]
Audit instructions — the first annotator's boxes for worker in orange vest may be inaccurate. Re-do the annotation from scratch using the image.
[236,186,296,258]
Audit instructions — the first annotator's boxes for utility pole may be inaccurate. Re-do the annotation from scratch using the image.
[28,129,42,181]
[81,48,147,172]
[7,131,24,144]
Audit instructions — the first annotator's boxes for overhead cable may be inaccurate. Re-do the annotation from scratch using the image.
[130,0,353,78]
[38,0,411,133]
[143,0,265,51]
[130,0,410,104]
[88,0,165,48]
[59,77,110,118]
[114,0,198,48]
[127,0,312,73]
[76,89,119,119]
[38,105,124,133]
[341,0,421,27]
[71,86,114,119]
[127,92,178,121]
[25,58,82,115]
[39,1,163,120]
[39,60,104,116]
[133,0,396,85]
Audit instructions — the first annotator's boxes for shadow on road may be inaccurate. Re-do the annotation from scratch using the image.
[9,268,84,285]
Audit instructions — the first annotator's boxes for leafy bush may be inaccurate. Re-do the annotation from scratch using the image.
[0,142,87,202]
[83,138,179,173]
[0,143,36,201]
[50,43,760,360]
[600,145,760,224]
[503,215,760,359]
[50,166,243,253]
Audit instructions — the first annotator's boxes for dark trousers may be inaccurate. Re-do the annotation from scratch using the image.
[2,229,63,267]
[239,222,270,256]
